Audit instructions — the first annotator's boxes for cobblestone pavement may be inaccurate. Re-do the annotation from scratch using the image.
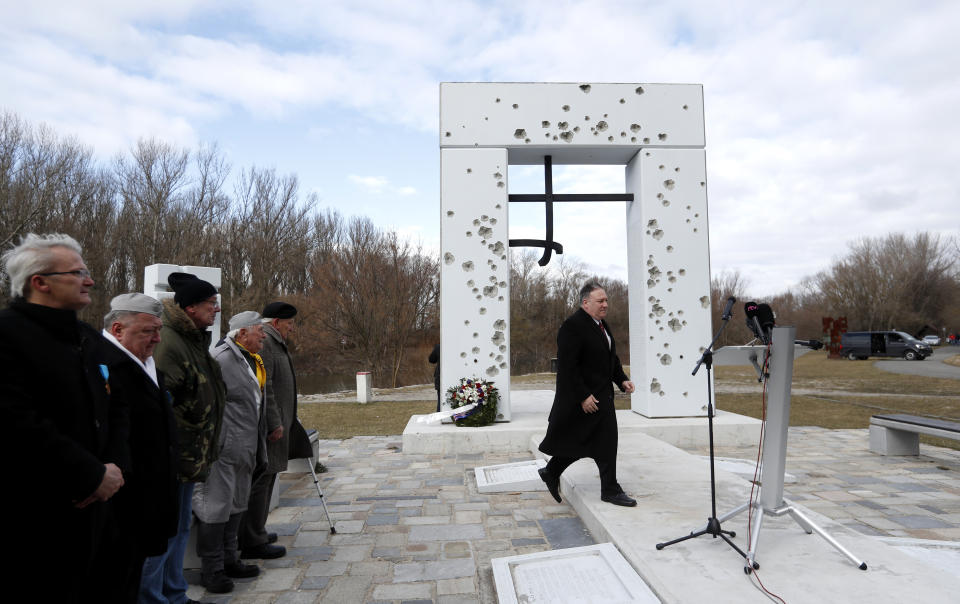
[186,428,960,603]
[187,435,593,603]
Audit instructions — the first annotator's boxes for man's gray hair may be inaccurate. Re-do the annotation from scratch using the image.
[1,233,82,298]
[103,309,138,329]
[580,281,604,303]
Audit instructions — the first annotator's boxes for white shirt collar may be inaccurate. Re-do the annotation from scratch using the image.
[102,329,159,387]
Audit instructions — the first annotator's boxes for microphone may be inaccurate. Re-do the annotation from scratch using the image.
[756,303,775,341]
[721,297,736,320]
[744,301,771,344]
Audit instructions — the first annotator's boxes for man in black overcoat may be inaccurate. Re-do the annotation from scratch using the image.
[0,233,128,602]
[100,293,180,602]
[538,281,637,507]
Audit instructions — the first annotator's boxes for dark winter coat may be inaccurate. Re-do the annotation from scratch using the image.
[261,323,300,473]
[0,300,129,600]
[539,308,630,460]
[102,338,179,557]
[153,299,226,483]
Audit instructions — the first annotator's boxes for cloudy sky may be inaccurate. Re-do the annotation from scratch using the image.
[2,1,958,296]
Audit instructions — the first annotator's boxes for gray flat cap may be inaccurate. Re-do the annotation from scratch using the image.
[229,310,262,331]
[110,293,162,317]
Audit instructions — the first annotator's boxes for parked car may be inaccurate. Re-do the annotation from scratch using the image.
[840,331,933,361]
[922,335,941,346]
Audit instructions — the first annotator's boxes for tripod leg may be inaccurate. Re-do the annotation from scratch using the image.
[785,506,867,570]
[717,502,750,525]
[745,506,764,573]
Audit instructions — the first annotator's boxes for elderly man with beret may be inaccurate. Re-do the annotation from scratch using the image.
[193,311,269,593]
[142,273,227,604]
[238,301,308,559]
[101,293,179,601]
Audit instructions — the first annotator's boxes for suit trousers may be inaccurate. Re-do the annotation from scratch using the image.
[239,471,277,550]
[545,455,623,498]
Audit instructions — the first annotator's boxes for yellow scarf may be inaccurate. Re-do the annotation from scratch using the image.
[236,340,266,389]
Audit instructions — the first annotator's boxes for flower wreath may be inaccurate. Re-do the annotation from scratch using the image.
[445,377,499,427]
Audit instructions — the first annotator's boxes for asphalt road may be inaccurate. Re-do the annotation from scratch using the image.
[873,351,960,380]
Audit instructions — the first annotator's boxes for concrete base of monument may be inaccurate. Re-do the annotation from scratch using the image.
[529,431,960,603]
[401,389,761,455]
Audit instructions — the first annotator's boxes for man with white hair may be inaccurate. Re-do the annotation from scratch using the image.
[193,311,269,594]
[101,293,180,601]
[0,233,128,602]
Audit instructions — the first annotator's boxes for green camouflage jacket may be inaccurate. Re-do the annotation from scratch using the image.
[154,299,226,483]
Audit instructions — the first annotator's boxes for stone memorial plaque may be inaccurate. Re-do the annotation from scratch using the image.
[475,459,547,493]
[492,543,660,604]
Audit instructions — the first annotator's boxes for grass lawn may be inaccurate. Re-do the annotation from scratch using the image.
[299,352,960,448]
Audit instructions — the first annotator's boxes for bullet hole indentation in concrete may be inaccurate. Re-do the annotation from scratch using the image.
[512,103,519,109]
[658,133,667,141]
[487,366,499,377]
[489,275,497,283]
[462,261,474,272]
[584,115,590,121]
[444,252,454,265]
[662,199,670,207]
[479,307,487,315]
[643,137,650,144]
[496,204,502,209]
[652,229,664,240]
[678,269,686,276]
[483,285,498,298]
[668,318,682,332]
[683,104,689,110]
[650,378,661,393]
[607,136,614,142]
[472,347,480,354]
[447,210,455,217]
[573,126,580,132]
[460,352,467,358]
[514,129,526,139]
[478,226,493,238]
[663,179,675,190]
[492,331,505,345]
[489,218,497,225]
[466,231,473,237]
[596,121,608,132]
[620,131,626,138]
[660,354,672,366]
[472,288,478,294]
[560,131,574,143]
[541,121,550,128]
[647,219,658,228]
[666,245,674,252]
[700,296,710,308]
[497,181,505,187]
[652,303,665,317]
[629,123,641,133]
[579,84,591,93]
[619,98,625,104]
[636,86,645,95]
[496,355,503,362]
[499,345,507,352]
[647,279,657,288]
[473,332,479,338]
[631,137,637,142]
[648,266,662,280]
[445,132,451,137]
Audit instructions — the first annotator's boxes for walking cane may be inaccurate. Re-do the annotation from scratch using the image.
[292,421,336,534]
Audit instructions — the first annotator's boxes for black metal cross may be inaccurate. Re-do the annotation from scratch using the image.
[508,155,634,266]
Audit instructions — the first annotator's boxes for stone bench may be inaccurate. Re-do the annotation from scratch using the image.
[869,414,960,455]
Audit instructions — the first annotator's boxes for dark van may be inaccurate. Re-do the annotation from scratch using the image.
[840,331,933,361]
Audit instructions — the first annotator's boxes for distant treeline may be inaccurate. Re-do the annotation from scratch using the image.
[2,112,957,387]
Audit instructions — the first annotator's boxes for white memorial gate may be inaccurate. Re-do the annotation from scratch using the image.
[440,82,711,420]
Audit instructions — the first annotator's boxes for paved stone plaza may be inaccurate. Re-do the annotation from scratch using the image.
[182,426,960,603]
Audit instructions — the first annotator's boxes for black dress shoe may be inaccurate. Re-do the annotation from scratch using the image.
[240,543,287,559]
[200,570,234,594]
[266,532,278,544]
[601,492,637,507]
[538,467,562,503]
[224,561,260,578]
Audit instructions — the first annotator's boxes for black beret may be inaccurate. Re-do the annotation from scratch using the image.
[167,272,217,309]
[263,301,297,319]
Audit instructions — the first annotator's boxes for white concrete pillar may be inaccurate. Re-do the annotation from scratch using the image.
[626,149,713,417]
[356,371,373,403]
[440,148,511,420]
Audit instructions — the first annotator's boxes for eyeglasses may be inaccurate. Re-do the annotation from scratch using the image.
[37,269,92,280]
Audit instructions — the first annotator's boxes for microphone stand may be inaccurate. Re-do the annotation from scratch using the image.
[656,304,756,569]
